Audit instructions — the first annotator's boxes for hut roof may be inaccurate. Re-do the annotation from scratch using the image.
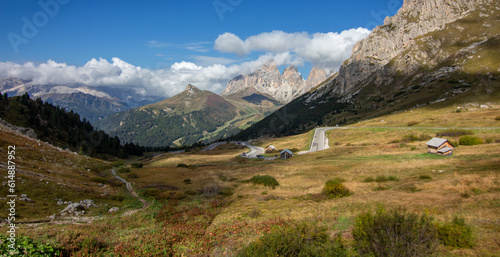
[426,137,448,147]
[280,149,293,155]
[437,147,454,154]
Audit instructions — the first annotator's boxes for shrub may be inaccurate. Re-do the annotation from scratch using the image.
[485,138,493,144]
[459,135,484,146]
[249,175,279,189]
[290,148,299,153]
[177,163,189,168]
[131,163,143,168]
[353,208,439,257]
[323,178,351,198]
[407,121,420,126]
[495,116,500,121]
[364,177,375,182]
[438,217,474,248]
[437,129,473,137]
[375,175,399,182]
[419,175,432,180]
[238,222,347,257]
[111,160,125,167]
[143,188,159,198]
[117,167,130,173]
[183,178,191,184]
[0,235,63,256]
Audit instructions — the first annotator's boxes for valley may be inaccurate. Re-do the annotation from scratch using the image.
[1,97,499,256]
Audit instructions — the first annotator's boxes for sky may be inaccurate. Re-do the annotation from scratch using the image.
[0,0,403,98]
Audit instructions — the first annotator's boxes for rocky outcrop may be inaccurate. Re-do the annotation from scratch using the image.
[222,63,329,103]
[0,118,37,139]
[316,0,493,98]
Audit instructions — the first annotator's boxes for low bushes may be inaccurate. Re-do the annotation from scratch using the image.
[438,217,474,248]
[323,178,351,198]
[0,235,63,256]
[249,175,279,189]
[437,129,473,137]
[459,135,484,146]
[375,175,399,182]
[353,208,439,257]
[238,222,347,257]
[131,163,143,168]
[419,175,432,180]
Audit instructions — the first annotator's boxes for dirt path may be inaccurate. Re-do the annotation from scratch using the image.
[111,168,150,215]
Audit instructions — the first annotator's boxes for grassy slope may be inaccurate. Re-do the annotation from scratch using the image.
[0,128,142,223]
[11,97,499,256]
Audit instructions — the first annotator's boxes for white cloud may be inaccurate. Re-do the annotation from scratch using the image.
[214,28,370,71]
[0,53,298,98]
[0,28,371,99]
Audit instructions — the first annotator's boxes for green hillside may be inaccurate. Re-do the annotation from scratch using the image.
[0,93,143,158]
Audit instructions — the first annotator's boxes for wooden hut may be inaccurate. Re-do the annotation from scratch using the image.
[266,145,276,152]
[425,137,454,156]
[280,149,293,160]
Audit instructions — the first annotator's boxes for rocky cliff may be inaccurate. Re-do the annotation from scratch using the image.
[315,0,494,98]
[221,63,328,103]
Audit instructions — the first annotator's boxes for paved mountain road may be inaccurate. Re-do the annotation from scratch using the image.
[202,141,265,158]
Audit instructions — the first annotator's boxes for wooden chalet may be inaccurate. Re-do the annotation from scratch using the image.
[425,137,454,156]
[266,145,276,152]
[280,149,293,160]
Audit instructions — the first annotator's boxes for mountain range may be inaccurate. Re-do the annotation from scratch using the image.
[0,78,162,123]
[236,0,500,139]
[221,63,328,103]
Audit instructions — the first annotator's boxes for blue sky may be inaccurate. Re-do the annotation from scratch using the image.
[0,0,403,97]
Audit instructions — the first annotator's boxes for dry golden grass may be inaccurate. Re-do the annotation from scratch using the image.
[354,101,500,128]
[7,99,500,256]
[0,129,131,222]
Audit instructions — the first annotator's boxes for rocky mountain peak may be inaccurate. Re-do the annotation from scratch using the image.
[185,84,200,92]
[282,66,301,79]
[222,63,330,103]
[315,0,492,98]
[305,67,328,89]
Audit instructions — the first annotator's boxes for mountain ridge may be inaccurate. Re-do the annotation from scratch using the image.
[235,0,500,139]
[221,63,328,103]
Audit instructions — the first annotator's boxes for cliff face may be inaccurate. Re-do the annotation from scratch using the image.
[316,0,494,98]
[222,63,328,103]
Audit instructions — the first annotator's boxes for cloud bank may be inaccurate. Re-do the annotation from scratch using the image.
[215,28,371,71]
[0,28,370,98]
[0,52,298,98]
